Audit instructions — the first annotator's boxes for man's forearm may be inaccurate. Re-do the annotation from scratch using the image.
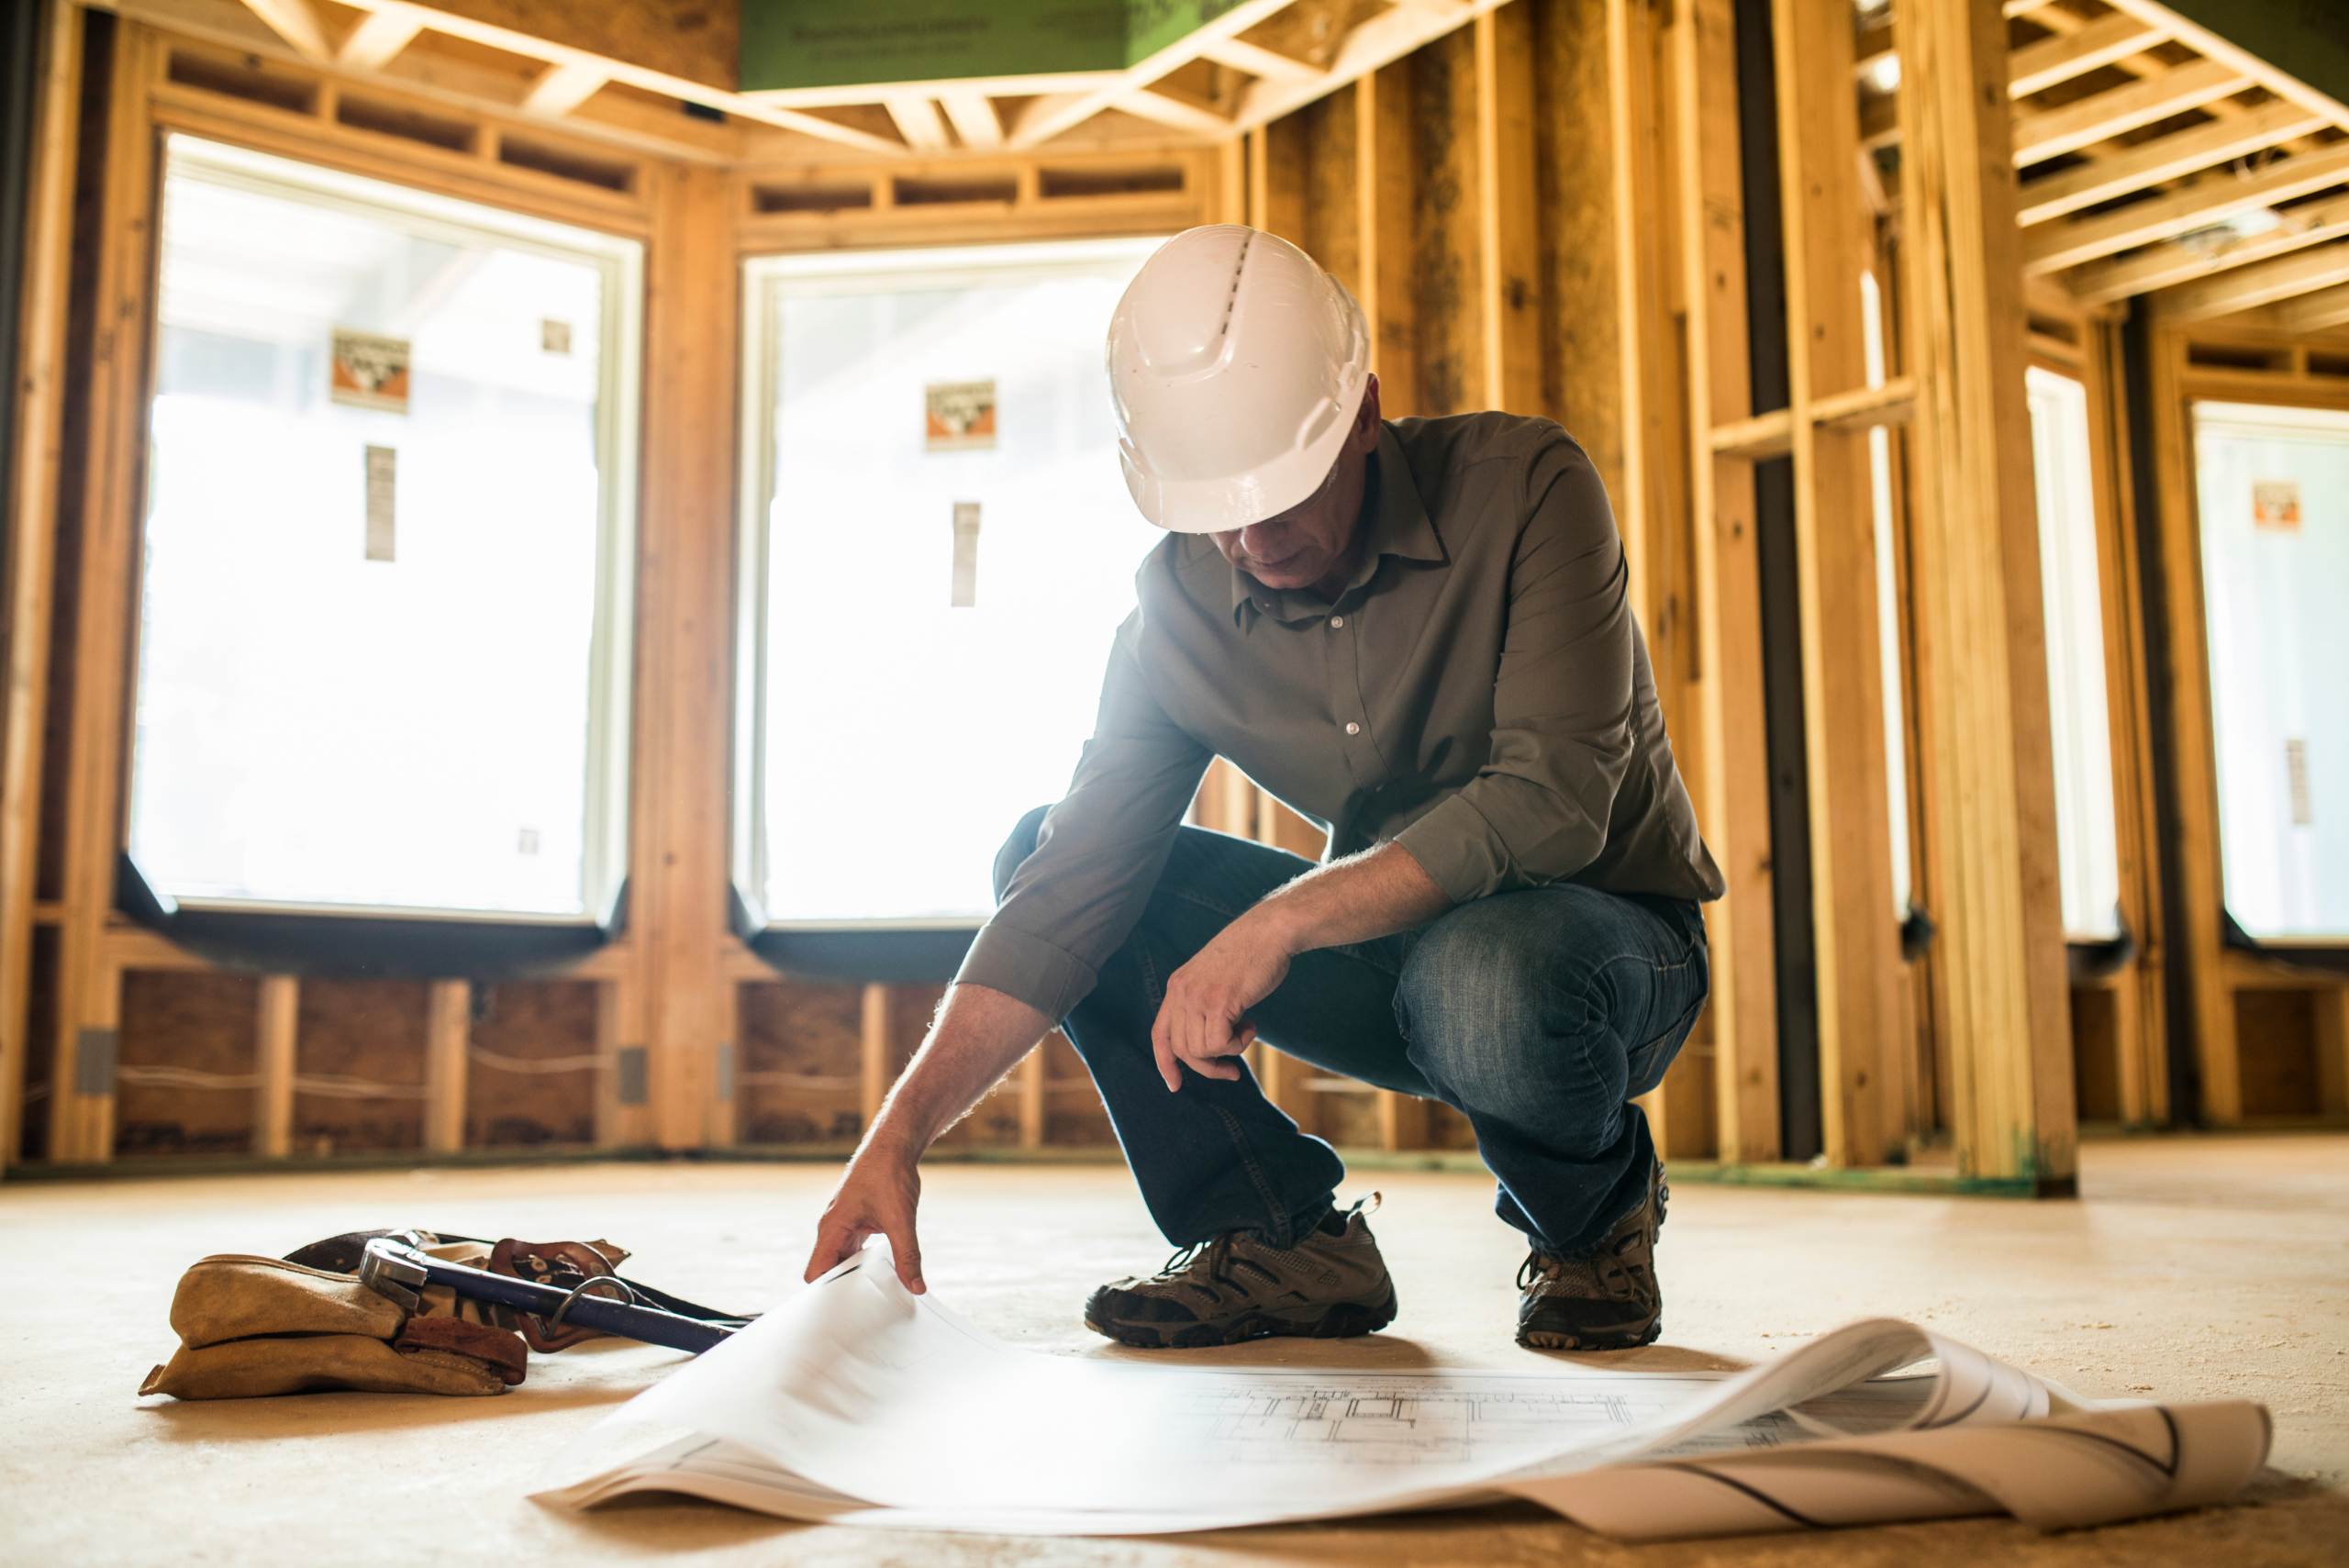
[861,982,1051,1158]
[1252,840,1453,955]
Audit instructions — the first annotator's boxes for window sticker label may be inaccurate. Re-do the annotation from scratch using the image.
[541,318,573,354]
[331,328,411,413]
[926,379,996,451]
[2252,478,2301,530]
[951,501,981,607]
[364,445,396,562]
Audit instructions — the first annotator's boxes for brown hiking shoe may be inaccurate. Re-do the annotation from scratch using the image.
[1517,1160,1666,1351]
[1084,1199,1397,1350]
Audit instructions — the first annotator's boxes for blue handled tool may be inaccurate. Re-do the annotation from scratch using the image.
[358,1237,742,1355]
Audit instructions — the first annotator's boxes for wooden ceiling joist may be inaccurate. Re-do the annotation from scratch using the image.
[2154,237,2349,321]
[2017,100,2328,228]
[239,0,330,61]
[2068,186,2349,303]
[2007,11,2168,100]
[185,0,907,153]
[336,9,422,72]
[2274,279,2349,332]
[2023,141,2349,276]
[2011,58,2251,167]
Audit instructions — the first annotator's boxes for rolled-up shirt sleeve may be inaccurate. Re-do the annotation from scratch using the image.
[1392,438,1634,902]
[954,609,1212,1020]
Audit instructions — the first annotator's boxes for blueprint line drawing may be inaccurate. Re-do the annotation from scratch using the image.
[533,1243,2271,1540]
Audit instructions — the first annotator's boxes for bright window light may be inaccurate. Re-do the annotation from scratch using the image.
[1859,271,1912,919]
[2193,400,2349,940]
[740,239,1167,925]
[2026,367,2123,942]
[129,137,640,917]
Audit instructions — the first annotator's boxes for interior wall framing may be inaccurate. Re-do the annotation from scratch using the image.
[0,0,2142,1184]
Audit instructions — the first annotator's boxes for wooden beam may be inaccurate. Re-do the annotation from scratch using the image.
[519,60,607,117]
[1,0,83,1168]
[859,983,893,1132]
[1009,0,1297,148]
[1117,87,1235,137]
[1361,62,1418,416]
[2155,238,2349,320]
[1671,0,1778,1162]
[2070,188,2349,304]
[2097,0,2349,137]
[2018,100,2326,228]
[1234,0,1501,136]
[423,980,469,1153]
[49,22,158,1166]
[882,95,952,152]
[1477,4,1540,416]
[1709,408,1793,459]
[634,161,736,1151]
[1894,0,2076,1189]
[1812,377,1918,430]
[336,8,423,70]
[1200,35,1325,83]
[2012,59,2250,166]
[238,0,331,62]
[2007,12,2167,99]
[2275,278,2349,332]
[938,93,1003,149]
[2027,141,2349,278]
[1776,0,1905,1166]
[255,976,299,1159]
[1019,1040,1047,1148]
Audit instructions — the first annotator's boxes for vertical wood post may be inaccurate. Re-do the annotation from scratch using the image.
[255,975,298,1159]
[1895,0,2076,1188]
[1775,0,1904,1165]
[1,0,83,1169]
[595,972,651,1148]
[632,160,736,1151]
[859,981,893,1134]
[423,980,469,1154]
[1476,4,1540,416]
[49,20,155,1166]
[1019,1040,1048,1149]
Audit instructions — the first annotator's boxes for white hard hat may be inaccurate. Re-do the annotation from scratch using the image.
[1108,225,1371,533]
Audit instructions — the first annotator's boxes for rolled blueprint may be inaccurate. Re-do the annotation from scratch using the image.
[534,1240,2269,1540]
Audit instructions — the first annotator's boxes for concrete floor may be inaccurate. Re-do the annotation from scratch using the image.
[2,1135,2344,1567]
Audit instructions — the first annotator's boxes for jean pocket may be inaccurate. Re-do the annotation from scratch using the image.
[1626,970,1709,1100]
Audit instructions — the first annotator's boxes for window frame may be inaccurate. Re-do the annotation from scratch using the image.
[131,133,644,924]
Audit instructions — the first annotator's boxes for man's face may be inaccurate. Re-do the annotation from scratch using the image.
[1211,373,1383,596]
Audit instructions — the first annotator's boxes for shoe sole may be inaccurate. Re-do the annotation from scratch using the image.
[1516,1318,1663,1352]
[1085,1288,1398,1351]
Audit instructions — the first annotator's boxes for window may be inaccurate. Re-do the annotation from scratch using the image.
[2026,367,2122,941]
[2193,400,2349,940]
[1860,271,1914,919]
[738,239,1165,926]
[130,137,640,918]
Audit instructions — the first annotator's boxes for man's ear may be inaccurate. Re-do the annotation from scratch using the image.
[1351,373,1383,451]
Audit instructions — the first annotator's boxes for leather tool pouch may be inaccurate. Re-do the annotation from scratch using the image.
[141,1228,751,1401]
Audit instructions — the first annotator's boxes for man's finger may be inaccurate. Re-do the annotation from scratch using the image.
[803,1218,868,1284]
[1151,1003,1182,1093]
[886,1216,926,1295]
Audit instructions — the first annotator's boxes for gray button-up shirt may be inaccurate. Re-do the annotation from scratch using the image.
[958,411,1725,1021]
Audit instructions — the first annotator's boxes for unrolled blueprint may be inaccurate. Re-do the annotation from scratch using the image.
[535,1244,2270,1540]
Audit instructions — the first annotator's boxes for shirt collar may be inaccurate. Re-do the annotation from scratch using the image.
[1231,426,1446,624]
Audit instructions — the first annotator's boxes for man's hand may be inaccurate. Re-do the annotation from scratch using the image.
[1152,914,1289,1089]
[796,983,1052,1296]
[1151,840,1453,1093]
[805,1142,926,1292]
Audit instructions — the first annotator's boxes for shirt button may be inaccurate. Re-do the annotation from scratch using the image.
[1330,616,1344,628]
[1345,722,1360,736]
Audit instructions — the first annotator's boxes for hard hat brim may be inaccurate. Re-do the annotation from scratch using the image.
[1121,373,1370,534]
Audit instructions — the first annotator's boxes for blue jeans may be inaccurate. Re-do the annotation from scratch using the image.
[995,810,1710,1260]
